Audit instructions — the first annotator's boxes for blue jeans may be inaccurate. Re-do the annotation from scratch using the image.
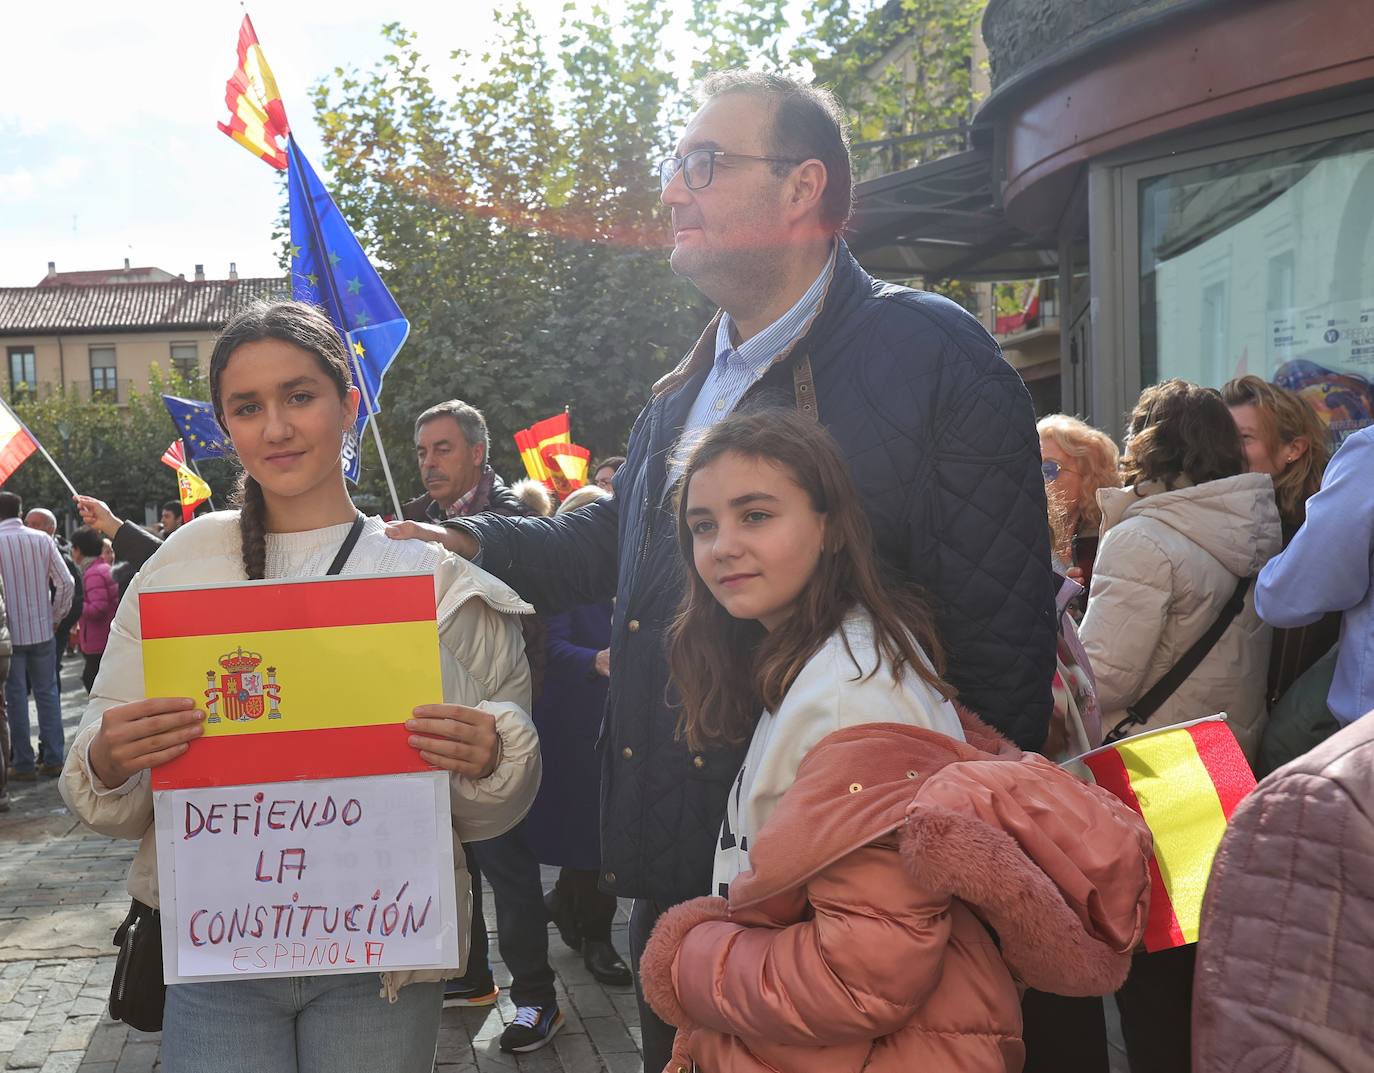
[468,819,556,1008]
[5,638,63,771]
[161,974,441,1073]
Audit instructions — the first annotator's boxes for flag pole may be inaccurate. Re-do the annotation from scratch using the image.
[0,396,77,497]
[185,453,218,512]
[288,135,404,519]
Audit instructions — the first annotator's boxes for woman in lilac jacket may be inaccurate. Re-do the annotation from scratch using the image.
[70,527,118,692]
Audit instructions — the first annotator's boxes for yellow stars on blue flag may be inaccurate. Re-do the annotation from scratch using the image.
[162,395,230,461]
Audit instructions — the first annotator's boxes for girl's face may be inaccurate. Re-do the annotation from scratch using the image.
[1228,403,1285,476]
[217,339,359,505]
[684,451,826,632]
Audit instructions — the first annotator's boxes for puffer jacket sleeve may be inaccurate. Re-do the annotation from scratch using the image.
[660,843,953,1046]
[60,561,154,841]
[435,564,541,843]
[1079,525,1173,712]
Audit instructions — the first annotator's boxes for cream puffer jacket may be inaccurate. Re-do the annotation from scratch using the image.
[1079,474,1281,760]
[59,512,541,999]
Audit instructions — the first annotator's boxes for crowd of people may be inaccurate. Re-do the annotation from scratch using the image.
[0,67,1366,1073]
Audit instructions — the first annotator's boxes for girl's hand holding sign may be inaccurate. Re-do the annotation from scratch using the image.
[89,698,204,787]
[406,704,500,779]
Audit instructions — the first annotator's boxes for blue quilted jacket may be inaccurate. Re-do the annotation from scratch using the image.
[462,244,1056,905]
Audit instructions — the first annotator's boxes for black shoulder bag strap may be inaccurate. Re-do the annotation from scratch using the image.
[325,512,367,577]
[1103,575,1253,744]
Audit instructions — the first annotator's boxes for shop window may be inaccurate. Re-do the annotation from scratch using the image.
[1138,129,1374,443]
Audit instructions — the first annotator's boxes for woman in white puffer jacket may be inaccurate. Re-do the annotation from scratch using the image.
[1080,379,1282,762]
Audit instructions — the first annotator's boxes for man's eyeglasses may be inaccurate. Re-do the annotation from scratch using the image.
[657,149,805,192]
[1041,459,1077,482]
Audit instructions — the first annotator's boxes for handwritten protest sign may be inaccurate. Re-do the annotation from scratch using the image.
[143,573,460,983]
[155,772,457,981]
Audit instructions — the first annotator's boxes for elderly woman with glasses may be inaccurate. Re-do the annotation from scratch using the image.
[1037,414,1121,577]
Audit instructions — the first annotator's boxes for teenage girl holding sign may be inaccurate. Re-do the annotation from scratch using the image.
[61,301,541,1073]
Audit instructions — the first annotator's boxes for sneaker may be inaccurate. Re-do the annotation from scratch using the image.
[443,977,499,1008]
[38,763,63,778]
[499,1004,564,1053]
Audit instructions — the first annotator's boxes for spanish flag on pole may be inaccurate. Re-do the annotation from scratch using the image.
[0,397,38,487]
[514,411,572,489]
[145,573,442,790]
[160,441,212,522]
[1067,715,1256,951]
[216,13,290,171]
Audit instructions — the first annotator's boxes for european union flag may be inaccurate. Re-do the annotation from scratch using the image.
[161,394,231,461]
[287,135,409,483]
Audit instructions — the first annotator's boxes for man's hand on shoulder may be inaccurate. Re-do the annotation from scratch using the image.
[385,519,478,560]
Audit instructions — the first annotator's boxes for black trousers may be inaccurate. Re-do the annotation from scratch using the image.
[81,653,102,694]
[554,867,617,944]
[465,821,557,1008]
[1021,991,1109,1073]
[630,898,677,1073]
[1115,944,1197,1073]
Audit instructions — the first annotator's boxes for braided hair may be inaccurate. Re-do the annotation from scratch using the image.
[208,302,354,580]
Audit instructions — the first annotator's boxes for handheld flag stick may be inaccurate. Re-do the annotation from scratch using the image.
[359,392,403,520]
[0,397,77,497]
[31,437,78,499]
[186,456,218,512]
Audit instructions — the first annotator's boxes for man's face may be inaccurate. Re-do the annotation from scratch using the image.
[415,416,484,509]
[160,509,180,533]
[661,93,797,295]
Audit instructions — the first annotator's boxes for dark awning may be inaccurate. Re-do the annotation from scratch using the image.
[846,149,1058,282]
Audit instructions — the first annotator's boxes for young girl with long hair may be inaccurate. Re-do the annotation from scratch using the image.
[640,410,1152,1073]
[60,302,541,1073]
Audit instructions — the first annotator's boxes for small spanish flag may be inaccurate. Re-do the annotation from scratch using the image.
[514,411,572,489]
[160,440,212,522]
[540,442,591,492]
[144,573,442,790]
[217,14,290,171]
[1069,716,1256,951]
[0,397,38,487]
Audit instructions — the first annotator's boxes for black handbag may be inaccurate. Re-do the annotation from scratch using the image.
[109,899,165,1031]
[106,513,368,1029]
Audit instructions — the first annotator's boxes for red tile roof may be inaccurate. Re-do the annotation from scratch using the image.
[37,266,180,287]
[0,278,290,336]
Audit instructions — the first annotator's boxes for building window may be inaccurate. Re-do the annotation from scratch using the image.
[7,348,36,398]
[170,342,198,380]
[1137,127,1374,442]
[90,345,118,400]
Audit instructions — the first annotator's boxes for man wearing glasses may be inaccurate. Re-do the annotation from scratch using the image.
[389,69,1055,1070]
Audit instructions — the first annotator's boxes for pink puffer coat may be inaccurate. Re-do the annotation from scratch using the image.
[640,716,1152,1073]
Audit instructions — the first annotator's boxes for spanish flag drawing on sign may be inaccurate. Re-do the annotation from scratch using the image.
[1066,715,1256,951]
[144,573,442,791]
[217,13,290,171]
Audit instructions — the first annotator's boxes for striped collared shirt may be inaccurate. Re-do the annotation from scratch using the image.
[0,518,74,647]
[673,244,837,478]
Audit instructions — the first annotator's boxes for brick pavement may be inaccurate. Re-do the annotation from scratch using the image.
[1,659,644,1073]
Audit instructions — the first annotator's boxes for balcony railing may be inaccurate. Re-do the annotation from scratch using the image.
[1,379,136,405]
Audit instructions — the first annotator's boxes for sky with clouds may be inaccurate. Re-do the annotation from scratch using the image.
[1,1,702,287]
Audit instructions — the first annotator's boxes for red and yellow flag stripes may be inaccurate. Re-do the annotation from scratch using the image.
[144,574,441,791]
[216,14,290,171]
[1079,718,1255,951]
[514,411,571,488]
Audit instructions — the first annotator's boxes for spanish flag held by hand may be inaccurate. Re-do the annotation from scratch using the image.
[1066,715,1256,951]
[217,14,290,170]
[161,440,212,522]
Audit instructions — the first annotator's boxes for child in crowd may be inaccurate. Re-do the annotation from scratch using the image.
[640,410,1152,1073]
[60,301,541,1073]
